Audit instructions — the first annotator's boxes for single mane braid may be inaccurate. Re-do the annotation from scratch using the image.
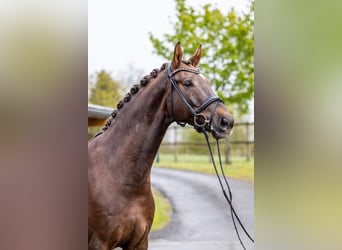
[94,64,166,137]
[130,84,140,95]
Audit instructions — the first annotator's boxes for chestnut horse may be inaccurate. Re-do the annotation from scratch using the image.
[88,42,234,250]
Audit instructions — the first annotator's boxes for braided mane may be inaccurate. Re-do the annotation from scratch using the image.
[94,63,168,138]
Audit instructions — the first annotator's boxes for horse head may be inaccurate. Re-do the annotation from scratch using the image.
[166,42,234,139]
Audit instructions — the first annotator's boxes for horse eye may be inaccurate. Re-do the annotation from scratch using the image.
[183,80,193,87]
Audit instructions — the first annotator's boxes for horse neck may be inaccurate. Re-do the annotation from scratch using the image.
[102,72,172,183]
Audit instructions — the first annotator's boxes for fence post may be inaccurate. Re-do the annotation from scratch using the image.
[225,138,232,164]
[246,123,251,162]
[156,152,160,163]
[174,126,178,162]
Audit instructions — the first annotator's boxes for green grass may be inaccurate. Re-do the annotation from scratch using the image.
[151,189,172,232]
[154,154,254,182]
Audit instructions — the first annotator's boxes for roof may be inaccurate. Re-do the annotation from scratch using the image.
[88,103,113,126]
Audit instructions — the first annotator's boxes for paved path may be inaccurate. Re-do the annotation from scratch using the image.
[149,168,254,250]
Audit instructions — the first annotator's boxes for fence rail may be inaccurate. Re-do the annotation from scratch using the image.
[158,122,254,164]
[87,104,254,164]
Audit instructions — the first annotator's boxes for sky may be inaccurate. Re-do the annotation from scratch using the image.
[88,0,250,75]
[88,0,253,121]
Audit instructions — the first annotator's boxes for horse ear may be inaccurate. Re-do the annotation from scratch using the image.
[171,42,183,69]
[188,44,202,67]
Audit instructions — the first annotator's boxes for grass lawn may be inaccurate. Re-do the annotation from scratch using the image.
[154,154,254,182]
[151,188,172,232]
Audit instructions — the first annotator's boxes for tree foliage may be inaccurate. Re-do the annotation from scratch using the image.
[88,70,121,139]
[149,0,254,113]
[88,70,121,108]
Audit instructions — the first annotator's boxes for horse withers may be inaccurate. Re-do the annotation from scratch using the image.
[88,42,234,250]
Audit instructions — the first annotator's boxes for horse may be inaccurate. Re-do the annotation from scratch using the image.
[88,42,234,250]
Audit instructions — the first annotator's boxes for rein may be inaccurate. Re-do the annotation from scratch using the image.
[166,63,222,132]
[166,63,254,249]
[203,131,254,249]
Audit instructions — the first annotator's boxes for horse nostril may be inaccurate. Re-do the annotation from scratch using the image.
[220,117,229,129]
[220,117,234,130]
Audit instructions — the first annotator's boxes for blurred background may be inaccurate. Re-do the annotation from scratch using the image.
[1,0,342,249]
[88,0,254,183]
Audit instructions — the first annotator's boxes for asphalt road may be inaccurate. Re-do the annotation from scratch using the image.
[149,167,254,250]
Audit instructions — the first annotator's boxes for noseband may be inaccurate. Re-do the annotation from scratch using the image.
[166,63,223,132]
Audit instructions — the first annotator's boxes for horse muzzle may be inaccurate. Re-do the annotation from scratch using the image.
[207,104,234,139]
[212,115,234,139]
[194,111,234,139]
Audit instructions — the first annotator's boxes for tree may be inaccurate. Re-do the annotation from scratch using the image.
[149,0,254,114]
[89,70,121,108]
[88,70,121,139]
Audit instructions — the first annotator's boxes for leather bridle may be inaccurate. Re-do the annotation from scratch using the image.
[166,63,254,250]
[166,63,223,132]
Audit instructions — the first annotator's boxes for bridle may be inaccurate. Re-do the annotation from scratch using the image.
[166,63,222,132]
[166,63,254,249]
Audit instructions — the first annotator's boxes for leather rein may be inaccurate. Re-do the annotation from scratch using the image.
[166,62,254,249]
